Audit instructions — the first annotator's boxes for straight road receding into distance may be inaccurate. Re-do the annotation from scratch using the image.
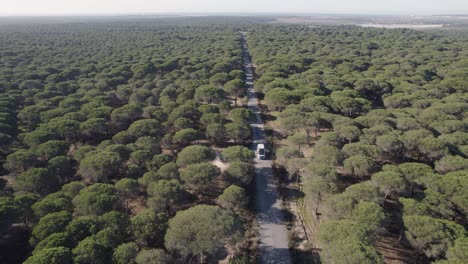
[241,32,292,264]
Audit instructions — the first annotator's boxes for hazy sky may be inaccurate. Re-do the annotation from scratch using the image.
[1,0,467,15]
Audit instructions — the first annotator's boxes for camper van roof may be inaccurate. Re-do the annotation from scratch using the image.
[258,144,265,148]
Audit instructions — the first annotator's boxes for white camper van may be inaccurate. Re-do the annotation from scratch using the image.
[256,144,266,160]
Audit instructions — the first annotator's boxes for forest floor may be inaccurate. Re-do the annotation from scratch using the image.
[0,174,15,186]
[212,149,229,172]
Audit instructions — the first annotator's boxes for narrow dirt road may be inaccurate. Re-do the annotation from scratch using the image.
[241,32,292,264]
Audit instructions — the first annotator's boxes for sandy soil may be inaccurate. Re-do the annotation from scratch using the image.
[212,151,229,172]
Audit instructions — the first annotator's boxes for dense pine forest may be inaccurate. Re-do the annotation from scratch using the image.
[0,19,260,264]
[0,17,467,264]
[247,25,468,263]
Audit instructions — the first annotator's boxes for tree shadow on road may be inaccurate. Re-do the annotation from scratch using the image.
[257,246,291,264]
[261,113,277,122]
[256,207,293,226]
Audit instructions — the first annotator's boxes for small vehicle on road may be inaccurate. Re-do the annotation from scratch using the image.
[256,143,266,160]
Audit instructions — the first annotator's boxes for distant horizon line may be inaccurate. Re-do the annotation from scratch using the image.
[1,12,468,17]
